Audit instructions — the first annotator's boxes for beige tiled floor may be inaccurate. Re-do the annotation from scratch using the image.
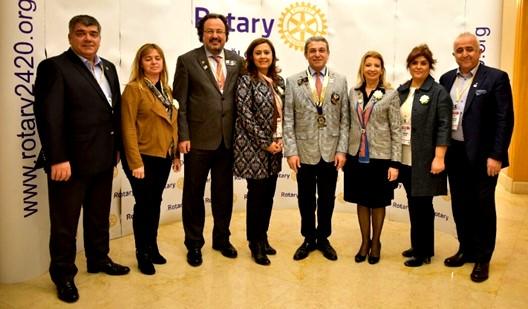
[1,185,527,308]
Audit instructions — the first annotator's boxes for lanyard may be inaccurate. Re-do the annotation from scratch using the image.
[454,75,474,103]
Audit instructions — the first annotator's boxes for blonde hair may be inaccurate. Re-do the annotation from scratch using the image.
[357,51,391,89]
[129,43,169,89]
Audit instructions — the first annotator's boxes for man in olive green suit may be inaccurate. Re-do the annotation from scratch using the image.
[172,13,243,267]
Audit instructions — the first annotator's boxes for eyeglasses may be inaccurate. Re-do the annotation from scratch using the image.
[204,29,226,35]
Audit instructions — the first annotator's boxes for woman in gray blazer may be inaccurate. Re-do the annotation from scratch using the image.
[397,44,452,267]
[233,38,285,266]
[344,51,402,264]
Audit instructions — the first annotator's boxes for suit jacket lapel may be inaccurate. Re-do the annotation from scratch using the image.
[300,71,316,107]
[101,60,119,109]
[67,49,113,110]
[224,51,239,90]
[322,71,335,107]
[464,65,486,113]
[196,48,221,93]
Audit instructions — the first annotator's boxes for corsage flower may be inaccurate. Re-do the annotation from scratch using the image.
[373,90,384,101]
[419,95,430,105]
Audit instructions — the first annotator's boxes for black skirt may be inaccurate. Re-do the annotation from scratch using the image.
[343,155,397,208]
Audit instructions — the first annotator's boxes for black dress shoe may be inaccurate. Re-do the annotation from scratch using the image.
[56,280,79,303]
[87,260,130,275]
[136,252,155,275]
[444,251,467,267]
[471,262,490,282]
[213,242,238,258]
[149,246,167,264]
[150,252,167,265]
[249,242,271,266]
[187,248,202,267]
[264,240,277,255]
[317,240,338,261]
[293,240,317,260]
[404,256,431,267]
[402,248,414,258]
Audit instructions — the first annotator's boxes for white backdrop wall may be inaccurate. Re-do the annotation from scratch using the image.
[0,0,502,282]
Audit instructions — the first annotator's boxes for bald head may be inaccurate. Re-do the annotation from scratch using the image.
[453,32,481,73]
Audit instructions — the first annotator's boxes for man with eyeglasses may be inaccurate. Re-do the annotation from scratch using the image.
[173,13,243,267]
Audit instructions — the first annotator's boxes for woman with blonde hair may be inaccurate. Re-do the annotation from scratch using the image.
[344,51,401,264]
[121,43,181,275]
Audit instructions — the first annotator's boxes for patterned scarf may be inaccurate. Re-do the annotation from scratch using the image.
[144,78,173,119]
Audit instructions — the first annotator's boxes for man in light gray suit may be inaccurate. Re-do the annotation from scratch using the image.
[173,13,243,267]
[283,36,349,261]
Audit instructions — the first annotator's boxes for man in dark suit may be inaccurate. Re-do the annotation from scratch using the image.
[440,32,514,282]
[173,13,243,267]
[34,15,129,303]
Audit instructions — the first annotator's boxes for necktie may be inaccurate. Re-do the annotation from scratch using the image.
[211,55,225,90]
[315,71,322,99]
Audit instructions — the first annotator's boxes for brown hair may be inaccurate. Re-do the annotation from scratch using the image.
[304,36,330,55]
[197,13,230,42]
[244,38,279,83]
[406,44,436,71]
[129,43,169,90]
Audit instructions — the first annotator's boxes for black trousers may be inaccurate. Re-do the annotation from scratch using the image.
[446,140,498,262]
[182,144,233,249]
[399,165,435,258]
[246,175,278,242]
[123,154,172,254]
[47,167,113,284]
[296,159,338,242]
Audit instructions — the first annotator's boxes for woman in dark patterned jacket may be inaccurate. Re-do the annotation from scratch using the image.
[234,38,285,266]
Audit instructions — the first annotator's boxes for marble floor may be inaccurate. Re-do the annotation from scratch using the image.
[1,185,527,309]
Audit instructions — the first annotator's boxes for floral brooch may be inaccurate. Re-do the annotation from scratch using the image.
[419,95,430,105]
[373,90,384,101]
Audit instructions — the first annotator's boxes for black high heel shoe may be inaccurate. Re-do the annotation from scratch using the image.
[368,242,381,264]
[355,241,370,263]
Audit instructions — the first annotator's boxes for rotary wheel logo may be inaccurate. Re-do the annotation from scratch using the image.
[176,177,184,190]
[109,214,118,227]
[279,2,328,51]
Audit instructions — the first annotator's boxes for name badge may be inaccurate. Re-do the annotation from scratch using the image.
[401,124,411,145]
[452,109,462,130]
